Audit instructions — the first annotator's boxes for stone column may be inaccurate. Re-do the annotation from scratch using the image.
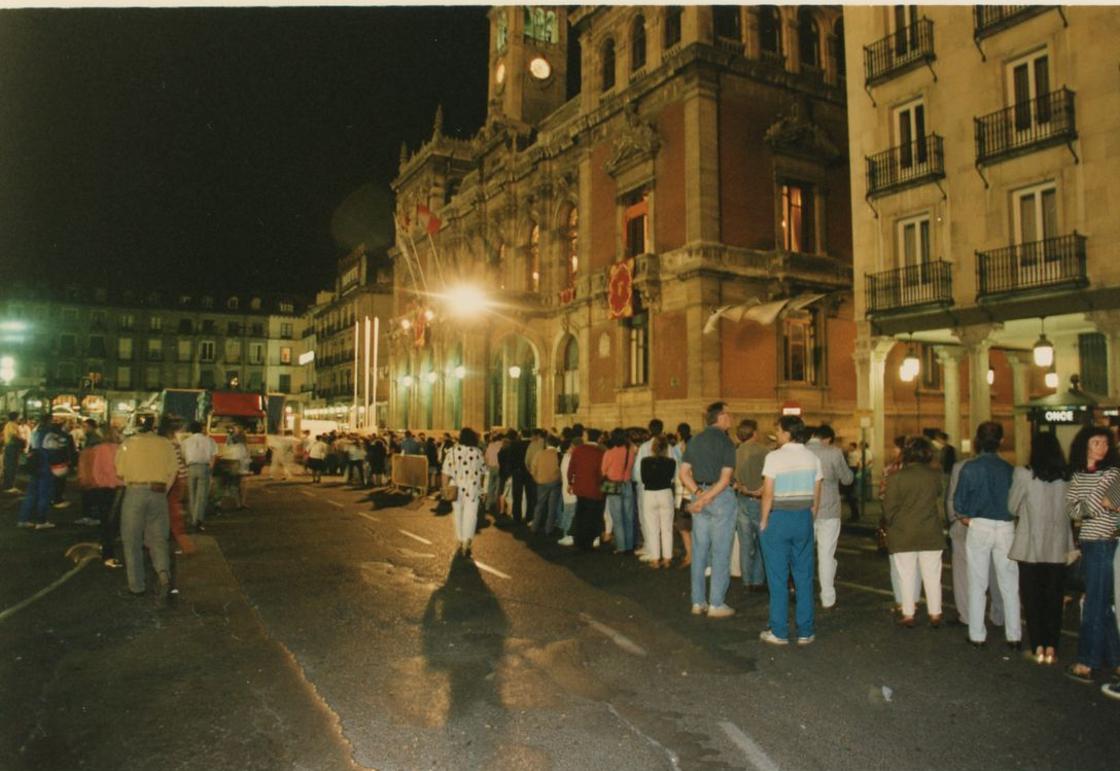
[957,324,1000,442]
[1007,352,1032,465]
[934,346,966,448]
[860,335,896,487]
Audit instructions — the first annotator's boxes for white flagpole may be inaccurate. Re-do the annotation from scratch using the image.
[352,320,359,429]
[371,317,380,432]
[363,316,371,430]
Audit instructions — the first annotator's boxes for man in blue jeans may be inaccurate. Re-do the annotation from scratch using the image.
[759,415,822,645]
[732,418,769,590]
[680,401,738,618]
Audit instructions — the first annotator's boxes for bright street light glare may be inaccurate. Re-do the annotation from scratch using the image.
[443,285,490,318]
[0,321,27,332]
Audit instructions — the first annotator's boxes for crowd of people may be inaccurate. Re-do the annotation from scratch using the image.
[3,404,1118,701]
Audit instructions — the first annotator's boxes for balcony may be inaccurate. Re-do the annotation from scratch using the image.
[865,260,954,316]
[866,135,945,198]
[973,6,1051,40]
[976,232,1087,300]
[975,88,1076,165]
[864,19,935,87]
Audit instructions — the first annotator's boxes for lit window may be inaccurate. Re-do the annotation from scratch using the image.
[527,223,541,293]
[781,183,814,253]
[783,311,818,384]
[623,191,649,257]
[566,208,579,288]
[625,313,649,386]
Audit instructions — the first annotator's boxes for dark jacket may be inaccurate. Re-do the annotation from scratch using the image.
[883,463,946,553]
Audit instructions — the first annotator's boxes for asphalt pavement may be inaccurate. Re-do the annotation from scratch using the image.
[1,476,1117,771]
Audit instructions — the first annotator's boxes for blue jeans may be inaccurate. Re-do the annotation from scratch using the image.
[735,495,766,586]
[559,502,576,534]
[760,508,815,640]
[606,482,635,551]
[532,480,561,533]
[690,488,737,607]
[1076,539,1120,670]
[18,472,53,525]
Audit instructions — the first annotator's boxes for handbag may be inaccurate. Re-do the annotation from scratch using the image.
[600,446,630,496]
[441,447,459,502]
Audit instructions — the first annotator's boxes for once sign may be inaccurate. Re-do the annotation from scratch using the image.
[1042,409,1079,424]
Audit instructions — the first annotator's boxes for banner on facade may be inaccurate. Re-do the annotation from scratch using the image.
[607,258,635,319]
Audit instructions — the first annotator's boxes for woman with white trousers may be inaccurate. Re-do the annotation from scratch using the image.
[440,427,487,557]
[640,434,678,568]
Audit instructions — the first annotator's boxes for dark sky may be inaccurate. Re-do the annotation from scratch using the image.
[0,6,490,297]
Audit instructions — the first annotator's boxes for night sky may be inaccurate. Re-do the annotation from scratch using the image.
[0,6,490,297]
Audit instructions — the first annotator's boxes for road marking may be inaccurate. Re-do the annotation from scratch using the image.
[579,612,647,657]
[327,500,343,509]
[473,560,511,580]
[299,490,316,499]
[607,702,681,771]
[0,550,98,625]
[836,580,894,598]
[836,547,861,555]
[398,547,435,559]
[355,511,380,524]
[720,721,780,771]
[398,528,432,545]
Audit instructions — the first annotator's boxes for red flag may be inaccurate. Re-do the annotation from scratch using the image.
[416,203,442,236]
[607,258,634,319]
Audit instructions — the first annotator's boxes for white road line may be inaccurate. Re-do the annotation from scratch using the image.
[720,721,781,771]
[355,511,380,524]
[835,580,894,598]
[473,560,511,580]
[607,703,681,771]
[579,612,648,657]
[836,547,861,555]
[299,490,316,499]
[0,555,98,624]
[327,500,344,509]
[398,528,432,545]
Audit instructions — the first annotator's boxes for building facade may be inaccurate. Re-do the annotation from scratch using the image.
[304,245,394,427]
[0,284,309,424]
[389,5,856,434]
[845,6,1120,468]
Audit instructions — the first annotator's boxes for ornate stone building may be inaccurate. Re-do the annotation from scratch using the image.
[389,5,855,433]
[845,6,1120,468]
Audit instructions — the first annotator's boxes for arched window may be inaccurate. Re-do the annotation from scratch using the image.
[758,6,782,56]
[601,39,616,91]
[663,6,682,49]
[631,15,647,71]
[833,18,846,78]
[565,207,578,289]
[556,334,579,414]
[527,224,540,293]
[798,9,820,68]
[713,6,740,41]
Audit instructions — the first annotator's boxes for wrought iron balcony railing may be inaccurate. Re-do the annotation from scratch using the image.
[865,260,953,315]
[976,232,1087,299]
[864,19,935,86]
[866,134,945,197]
[973,5,1051,39]
[975,87,1076,165]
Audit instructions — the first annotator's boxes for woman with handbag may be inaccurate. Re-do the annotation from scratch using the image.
[1063,426,1120,686]
[601,428,636,554]
[441,427,487,557]
[1008,432,1071,665]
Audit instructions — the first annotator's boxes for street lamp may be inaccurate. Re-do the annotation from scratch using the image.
[442,285,491,319]
[1033,318,1054,367]
[1044,371,1059,389]
[508,365,522,379]
[453,365,466,379]
[401,375,414,388]
[0,356,14,384]
[899,340,920,383]
[987,368,995,386]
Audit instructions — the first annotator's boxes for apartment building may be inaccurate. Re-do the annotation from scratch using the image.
[845,5,1120,464]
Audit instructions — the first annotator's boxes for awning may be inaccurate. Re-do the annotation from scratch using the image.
[703,293,827,334]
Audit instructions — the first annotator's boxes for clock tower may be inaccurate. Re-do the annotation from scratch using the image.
[487,6,568,127]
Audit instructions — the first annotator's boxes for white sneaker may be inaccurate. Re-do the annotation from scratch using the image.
[796,635,816,646]
[759,630,789,646]
[52,501,71,509]
[638,553,657,562]
[592,537,600,548]
[691,603,709,615]
[5,487,20,493]
[16,521,34,528]
[707,605,736,619]
[34,522,56,530]
[557,535,574,546]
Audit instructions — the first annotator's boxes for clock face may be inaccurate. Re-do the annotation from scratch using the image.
[529,56,551,80]
[495,61,506,85]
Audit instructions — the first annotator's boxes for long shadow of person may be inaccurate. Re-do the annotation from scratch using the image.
[421,553,510,724]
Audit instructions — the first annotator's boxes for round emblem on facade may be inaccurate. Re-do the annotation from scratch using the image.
[529,56,551,80]
[495,61,507,85]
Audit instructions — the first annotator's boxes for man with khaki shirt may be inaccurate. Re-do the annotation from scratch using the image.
[115,416,179,603]
[530,435,562,534]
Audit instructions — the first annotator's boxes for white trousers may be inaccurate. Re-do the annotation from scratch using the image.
[950,519,1004,625]
[814,518,841,607]
[451,496,480,543]
[642,489,675,561]
[891,551,943,617]
[965,519,1021,643]
[890,552,922,605]
[635,482,648,553]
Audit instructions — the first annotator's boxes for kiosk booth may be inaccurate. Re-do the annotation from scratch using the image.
[1020,374,1119,452]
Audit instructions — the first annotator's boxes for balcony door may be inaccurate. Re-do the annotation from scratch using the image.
[894,98,927,180]
[892,5,920,59]
[1013,183,1059,285]
[897,213,932,305]
[1007,51,1051,136]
